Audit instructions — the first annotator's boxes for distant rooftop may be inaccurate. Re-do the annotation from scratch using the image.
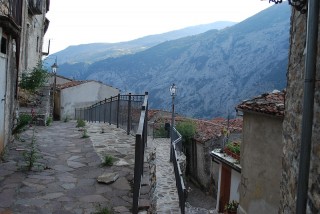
[236,90,285,117]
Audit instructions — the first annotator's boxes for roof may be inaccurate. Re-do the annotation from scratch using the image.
[236,90,285,117]
[56,80,117,90]
[149,110,242,142]
[193,118,242,142]
[56,81,86,90]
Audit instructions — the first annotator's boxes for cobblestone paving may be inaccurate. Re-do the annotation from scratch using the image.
[149,138,181,213]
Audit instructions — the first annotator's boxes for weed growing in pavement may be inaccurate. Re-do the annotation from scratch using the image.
[76,119,86,128]
[46,116,53,126]
[22,129,42,171]
[63,115,70,122]
[81,129,90,138]
[93,204,113,214]
[0,146,9,162]
[100,127,105,134]
[101,155,114,167]
[12,113,32,134]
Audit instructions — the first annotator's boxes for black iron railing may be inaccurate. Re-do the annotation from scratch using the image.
[132,93,148,214]
[171,127,187,214]
[75,93,145,134]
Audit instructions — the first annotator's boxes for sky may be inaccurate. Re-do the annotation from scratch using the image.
[44,0,275,54]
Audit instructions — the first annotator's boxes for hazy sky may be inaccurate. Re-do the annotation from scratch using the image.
[44,0,275,54]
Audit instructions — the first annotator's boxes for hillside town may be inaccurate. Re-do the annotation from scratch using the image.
[0,0,319,214]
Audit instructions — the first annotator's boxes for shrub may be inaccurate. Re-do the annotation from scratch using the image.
[19,63,48,92]
[176,120,196,145]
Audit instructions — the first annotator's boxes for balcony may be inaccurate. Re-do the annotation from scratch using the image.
[28,0,43,15]
[0,0,23,35]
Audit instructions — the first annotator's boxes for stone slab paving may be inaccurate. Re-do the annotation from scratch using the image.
[0,121,136,214]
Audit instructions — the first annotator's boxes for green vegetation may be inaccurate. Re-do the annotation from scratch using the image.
[19,63,48,92]
[224,200,239,212]
[46,117,53,126]
[23,129,41,171]
[176,120,196,145]
[81,129,90,138]
[12,114,33,134]
[101,155,114,167]
[154,125,168,138]
[226,141,240,155]
[76,119,86,128]
[93,204,113,214]
[63,115,70,122]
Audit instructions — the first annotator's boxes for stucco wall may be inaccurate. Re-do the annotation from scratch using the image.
[60,81,119,119]
[239,112,283,214]
[280,7,320,213]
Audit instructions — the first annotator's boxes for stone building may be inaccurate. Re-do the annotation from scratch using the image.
[0,0,50,153]
[280,5,320,213]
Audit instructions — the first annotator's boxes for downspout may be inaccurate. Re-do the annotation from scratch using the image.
[296,0,319,213]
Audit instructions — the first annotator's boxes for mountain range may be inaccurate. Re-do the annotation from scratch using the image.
[50,4,291,119]
[47,21,236,65]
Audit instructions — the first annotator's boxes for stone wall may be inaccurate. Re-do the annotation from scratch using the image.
[280,8,320,213]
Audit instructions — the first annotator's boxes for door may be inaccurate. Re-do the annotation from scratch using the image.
[219,164,231,212]
[0,33,7,151]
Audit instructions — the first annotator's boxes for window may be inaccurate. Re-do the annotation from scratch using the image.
[1,36,7,54]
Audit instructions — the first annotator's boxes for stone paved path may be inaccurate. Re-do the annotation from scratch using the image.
[149,138,180,213]
[0,121,136,214]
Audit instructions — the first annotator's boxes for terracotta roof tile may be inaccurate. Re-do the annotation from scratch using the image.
[56,80,87,90]
[236,90,285,117]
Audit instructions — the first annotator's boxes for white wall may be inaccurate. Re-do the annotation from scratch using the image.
[60,81,119,119]
[230,169,241,202]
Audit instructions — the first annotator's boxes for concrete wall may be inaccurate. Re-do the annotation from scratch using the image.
[60,81,119,119]
[239,112,283,214]
[280,7,320,213]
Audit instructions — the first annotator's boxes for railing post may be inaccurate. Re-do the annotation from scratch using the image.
[133,134,142,214]
[117,94,120,128]
[127,93,132,135]
[109,96,112,125]
[98,101,101,123]
[103,98,107,123]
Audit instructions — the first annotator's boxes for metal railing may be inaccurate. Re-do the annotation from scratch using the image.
[171,127,187,214]
[132,93,148,214]
[0,0,23,26]
[75,93,145,135]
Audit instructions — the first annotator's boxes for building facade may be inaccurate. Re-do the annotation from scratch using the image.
[280,6,320,213]
[236,91,285,214]
[0,0,49,153]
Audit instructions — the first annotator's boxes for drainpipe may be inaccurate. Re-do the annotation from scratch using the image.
[296,1,319,213]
